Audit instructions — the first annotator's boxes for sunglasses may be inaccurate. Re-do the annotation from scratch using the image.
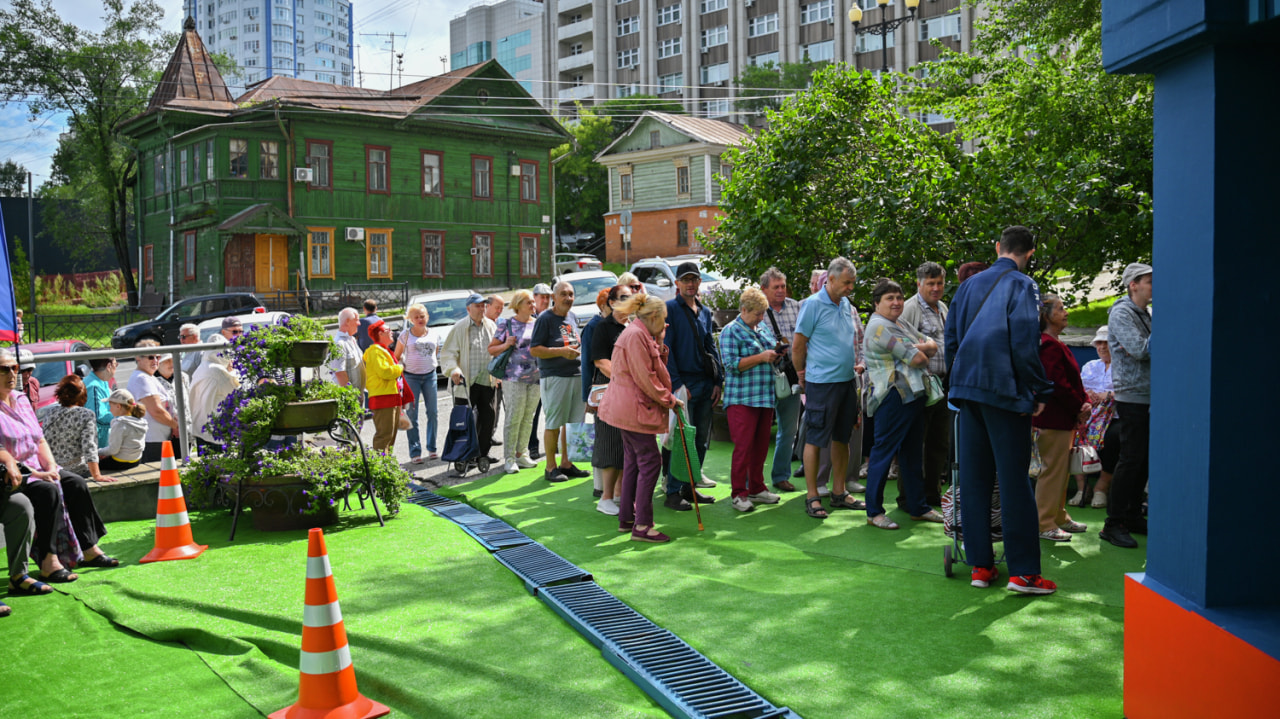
[228,328,244,336]
[0,365,16,375]
[628,284,642,291]
[141,355,161,361]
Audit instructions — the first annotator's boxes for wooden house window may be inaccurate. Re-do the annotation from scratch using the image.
[184,232,196,280]
[677,220,689,247]
[472,232,493,277]
[519,160,538,203]
[619,170,634,203]
[471,155,492,200]
[206,140,215,180]
[229,139,248,178]
[153,153,166,195]
[366,145,389,194]
[366,228,392,278]
[676,164,691,197]
[306,140,332,189]
[260,140,279,179]
[421,231,444,278]
[143,244,154,281]
[421,151,443,197]
[179,148,189,187]
[308,227,335,279]
[520,234,540,278]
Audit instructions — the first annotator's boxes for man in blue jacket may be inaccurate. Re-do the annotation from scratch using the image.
[662,262,722,511]
[945,226,1057,595]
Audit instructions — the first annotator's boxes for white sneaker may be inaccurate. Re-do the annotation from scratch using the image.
[1067,489,1085,507]
[596,498,619,515]
[504,460,519,474]
[858,461,869,478]
[515,455,537,469]
[696,474,717,488]
[732,496,755,512]
[1091,491,1108,509]
[816,485,831,497]
[747,490,780,504]
[888,461,900,479]
[846,480,866,494]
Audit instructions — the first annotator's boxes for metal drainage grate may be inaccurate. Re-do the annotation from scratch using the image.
[540,583,798,719]
[406,489,457,508]
[494,543,593,594]
[422,503,533,550]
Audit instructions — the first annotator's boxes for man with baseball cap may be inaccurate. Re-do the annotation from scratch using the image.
[661,261,722,511]
[17,349,38,406]
[440,293,499,464]
[1100,261,1152,549]
[220,316,244,341]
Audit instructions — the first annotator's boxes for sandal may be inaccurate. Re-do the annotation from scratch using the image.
[618,520,634,533]
[8,575,53,596]
[39,568,78,584]
[829,492,866,511]
[911,510,944,523]
[805,497,828,519]
[867,514,900,530]
[81,554,120,569]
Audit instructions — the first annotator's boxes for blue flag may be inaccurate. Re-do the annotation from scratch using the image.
[0,211,17,342]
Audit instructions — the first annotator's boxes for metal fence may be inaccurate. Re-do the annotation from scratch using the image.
[255,282,409,315]
[27,310,145,346]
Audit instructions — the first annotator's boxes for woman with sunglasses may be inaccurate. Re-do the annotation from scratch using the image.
[126,339,180,462]
[0,349,119,599]
[617,271,645,297]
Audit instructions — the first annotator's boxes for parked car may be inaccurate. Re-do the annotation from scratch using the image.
[629,256,740,302]
[24,340,95,409]
[404,289,477,377]
[552,270,620,329]
[112,293,264,348]
[195,310,290,342]
[554,252,603,274]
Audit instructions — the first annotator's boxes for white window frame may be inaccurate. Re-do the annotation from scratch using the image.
[659,72,683,92]
[700,0,727,13]
[919,13,962,42]
[700,25,728,51]
[658,37,682,59]
[800,0,834,24]
[701,98,731,117]
[802,40,835,62]
[657,3,682,25]
[700,62,730,84]
[749,51,779,66]
[617,16,639,36]
[748,13,778,38]
[856,32,895,53]
[616,48,639,68]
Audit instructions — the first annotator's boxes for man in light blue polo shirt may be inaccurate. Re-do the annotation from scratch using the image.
[792,257,865,519]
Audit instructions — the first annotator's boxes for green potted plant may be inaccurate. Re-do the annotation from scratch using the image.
[702,285,742,329]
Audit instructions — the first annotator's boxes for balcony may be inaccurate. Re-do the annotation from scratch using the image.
[559,0,592,10]
[558,50,594,73]
[557,18,592,42]
[558,84,595,102]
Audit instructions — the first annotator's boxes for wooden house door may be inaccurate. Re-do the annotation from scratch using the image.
[224,234,255,291]
[254,234,289,293]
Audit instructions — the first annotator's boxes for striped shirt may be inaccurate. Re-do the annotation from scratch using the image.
[0,393,44,466]
[719,317,778,409]
[864,314,925,416]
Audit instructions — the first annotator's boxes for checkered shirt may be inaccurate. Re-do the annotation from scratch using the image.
[719,317,778,409]
[909,294,948,376]
[765,297,801,342]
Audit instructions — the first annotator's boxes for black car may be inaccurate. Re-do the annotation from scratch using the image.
[111,293,264,348]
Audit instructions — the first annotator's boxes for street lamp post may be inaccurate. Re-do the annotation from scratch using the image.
[848,0,920,74]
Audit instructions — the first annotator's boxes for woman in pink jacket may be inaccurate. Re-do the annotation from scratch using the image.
[598,295,684,543]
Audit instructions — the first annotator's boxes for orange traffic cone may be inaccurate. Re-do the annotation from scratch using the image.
[270,528,389,719]
[139,441,208,563]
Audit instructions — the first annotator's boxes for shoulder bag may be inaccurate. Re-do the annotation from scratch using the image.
[766,307,801,385]
[739,318,791,400]
[487,318,517,380]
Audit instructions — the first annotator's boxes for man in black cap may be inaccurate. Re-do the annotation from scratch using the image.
[661,261,721,511]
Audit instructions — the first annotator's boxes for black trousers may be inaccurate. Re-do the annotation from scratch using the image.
[470,383,497,459]
[18,469,106,561]
[1098,418,1123,475]
[2,493,35,579]
[1107,401,1149,529]
[528,400,542,453]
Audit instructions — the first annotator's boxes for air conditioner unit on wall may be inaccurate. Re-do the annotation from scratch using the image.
[294,167,314,182]
[345,227,364,241]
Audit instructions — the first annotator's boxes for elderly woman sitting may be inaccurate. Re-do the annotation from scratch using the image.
[40,375,116,483]
[0,349,119,594]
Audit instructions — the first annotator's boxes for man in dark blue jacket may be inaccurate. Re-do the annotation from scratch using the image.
[662,262,722,511]
[945,226,1057,595]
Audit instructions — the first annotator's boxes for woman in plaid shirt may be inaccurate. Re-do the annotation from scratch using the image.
[719,288,783,513]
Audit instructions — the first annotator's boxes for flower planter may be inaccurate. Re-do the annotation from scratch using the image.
[712,309,740,330]
[246,474,339,532]
[274,399,337,432]
[288,340,331,368]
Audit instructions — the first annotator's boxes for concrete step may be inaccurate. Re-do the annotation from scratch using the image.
[88,463,163,523]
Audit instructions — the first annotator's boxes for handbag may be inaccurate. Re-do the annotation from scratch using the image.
[774,369,793,400]
[1028,428,1044,478]
[587,383,608,409]
[488,319,518,380]
[924,373,944,406]
[1069,444,1102,475]
[566,420,595,463]
[397,408,411,431]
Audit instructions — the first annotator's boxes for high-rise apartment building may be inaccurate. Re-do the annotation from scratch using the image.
[544,0,977,126]
[184,0,355,93]
[449,0,549,105]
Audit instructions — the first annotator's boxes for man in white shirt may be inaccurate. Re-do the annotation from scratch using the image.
[328,307,364,391]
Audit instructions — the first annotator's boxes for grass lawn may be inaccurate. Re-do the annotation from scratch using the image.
[603,262,629,276]
[1067,295,1119,327]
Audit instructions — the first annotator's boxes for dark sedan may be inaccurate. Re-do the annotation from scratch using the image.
[111,293,263,348]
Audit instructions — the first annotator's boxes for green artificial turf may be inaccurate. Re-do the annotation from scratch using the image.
[7,506,667,718]
[445,439,1148,719]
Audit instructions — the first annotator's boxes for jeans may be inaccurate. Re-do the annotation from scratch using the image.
[503,381,540,461]
[727,405,774,498]
[865,390,930,517]
[662,387,714,496]
[956,402,1041,577]
[619,429,662,528]
[769,393,803,486]
[1107,401,1149,530]
[403,372,439,457]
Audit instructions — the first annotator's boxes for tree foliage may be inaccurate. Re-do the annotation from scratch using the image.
[0,160,28,196]
[0,0,171,304]
[734,60,820,114]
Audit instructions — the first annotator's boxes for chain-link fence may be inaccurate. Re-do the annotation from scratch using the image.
[28,311,145,347]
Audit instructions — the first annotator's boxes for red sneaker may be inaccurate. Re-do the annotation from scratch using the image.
[1007,575,1057,595]
[971,566,999,588]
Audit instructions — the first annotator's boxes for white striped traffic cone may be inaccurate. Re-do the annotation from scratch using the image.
[139,441,207,563]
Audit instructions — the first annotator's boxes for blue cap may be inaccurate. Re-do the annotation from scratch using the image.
[467,292,487,305]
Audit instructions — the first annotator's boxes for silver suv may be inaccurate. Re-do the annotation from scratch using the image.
[629,256,739,301]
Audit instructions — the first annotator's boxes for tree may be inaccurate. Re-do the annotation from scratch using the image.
[552,106,616,240]
[705,66,975,306]
[906,0,1153,300]
[0,160,28,196]
[0,0,170,305]
[734,60,820,114]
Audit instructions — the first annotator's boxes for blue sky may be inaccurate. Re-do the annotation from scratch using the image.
[0,0,464,187]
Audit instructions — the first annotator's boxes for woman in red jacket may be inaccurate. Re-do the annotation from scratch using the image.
[1033,294,1091,542]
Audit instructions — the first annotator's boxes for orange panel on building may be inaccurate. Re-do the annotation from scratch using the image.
[603,206,726,264]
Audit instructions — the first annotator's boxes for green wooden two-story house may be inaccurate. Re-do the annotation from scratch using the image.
[122,19,570,302]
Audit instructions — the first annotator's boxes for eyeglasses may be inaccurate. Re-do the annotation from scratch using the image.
[0,365,16,375]
[227,329,244,336]
[628,284,642,291]
[141,355,161,361]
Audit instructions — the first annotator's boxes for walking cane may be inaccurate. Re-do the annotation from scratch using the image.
[675,407,704,532]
